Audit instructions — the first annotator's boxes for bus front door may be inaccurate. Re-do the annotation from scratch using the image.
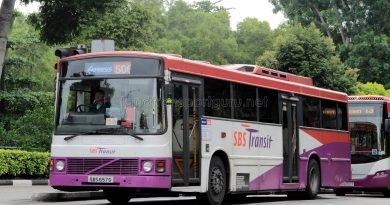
[281,97,299,183]
[172,83,201,186]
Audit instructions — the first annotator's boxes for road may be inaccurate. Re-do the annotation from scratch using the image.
[0,186,389,205]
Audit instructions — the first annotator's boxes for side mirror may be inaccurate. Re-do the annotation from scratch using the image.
[385,119,390,132]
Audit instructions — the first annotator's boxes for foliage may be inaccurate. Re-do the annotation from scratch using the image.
[235,18,273,64]
[352,82,390,97]
[0,149,49,177]
[4,14,56,91]
[257,23,358,93]
[3,106,54,152]
[159,0,238,64]
[24,0,156,50]
[270,0,390,90]
[0,91,53,116]
[345,32,390,84]
[75,1,154,50]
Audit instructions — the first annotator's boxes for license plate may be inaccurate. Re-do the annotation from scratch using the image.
[87,176,114,184]
[339,181,354,187]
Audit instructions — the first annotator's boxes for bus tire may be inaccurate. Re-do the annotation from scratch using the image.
[383,189,390,197]
[199,156,227,205]
[304,159,320,199]
[334,189,346,196]
[103,189,131,205]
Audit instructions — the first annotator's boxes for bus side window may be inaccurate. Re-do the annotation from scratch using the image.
[258,87,278,123]
[204,77,231,118]
[337,103,348,131]
[321,100,337,130]
[302,97,320,128]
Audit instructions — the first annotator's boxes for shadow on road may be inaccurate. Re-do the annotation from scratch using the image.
[96,194,342,205]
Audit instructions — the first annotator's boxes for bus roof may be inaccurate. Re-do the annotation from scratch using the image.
[349,95,390,102]
[60,51,348,102]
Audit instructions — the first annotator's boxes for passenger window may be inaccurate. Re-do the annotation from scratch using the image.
[337,103,348,131]
[322,100,337,129]
[233,83,257,121]
[258,88,278,123]
[204,78,231,118]
[302,97,320,128]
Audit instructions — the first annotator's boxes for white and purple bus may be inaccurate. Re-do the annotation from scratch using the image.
[334,96,390,196]
[49,51,350,205]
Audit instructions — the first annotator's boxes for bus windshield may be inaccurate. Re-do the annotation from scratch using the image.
[349,103,386,158]
[55,57,165,135]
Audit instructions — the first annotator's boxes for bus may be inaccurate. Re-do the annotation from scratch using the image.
[49,50,350,205]
[334,96,390,196]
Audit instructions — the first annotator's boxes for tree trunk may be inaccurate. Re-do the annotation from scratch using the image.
[0,0,16,84]
[312,5,332,38]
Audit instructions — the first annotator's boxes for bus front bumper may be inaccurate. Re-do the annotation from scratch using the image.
[338,170,390,189]
[50,174,171,188]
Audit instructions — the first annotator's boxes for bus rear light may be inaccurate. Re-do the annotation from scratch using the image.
[156,160,166,173]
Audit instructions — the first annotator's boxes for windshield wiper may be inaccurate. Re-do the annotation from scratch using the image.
[64,127,144,141]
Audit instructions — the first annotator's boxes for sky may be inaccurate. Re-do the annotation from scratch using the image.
[1,0,286,29]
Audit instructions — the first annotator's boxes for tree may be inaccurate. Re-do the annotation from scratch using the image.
[158,0,238,64]
[346,32,390,84]
[23,0,156,50]
[235,18,273,64]
[75,1,154,50]
[270,0,367,49]
[0,0,16,84]
[257,23,358,93]
[269,0,390,86]
[352,82,390,97]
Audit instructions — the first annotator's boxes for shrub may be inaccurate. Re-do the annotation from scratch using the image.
[4,106,54,152]
[0,149,50,177]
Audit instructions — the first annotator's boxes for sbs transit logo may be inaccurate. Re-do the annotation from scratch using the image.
[233,124,273,150]
[89,147,116,155]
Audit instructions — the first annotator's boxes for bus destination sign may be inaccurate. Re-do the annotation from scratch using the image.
[349,106,375,115]
[85,61,131,76]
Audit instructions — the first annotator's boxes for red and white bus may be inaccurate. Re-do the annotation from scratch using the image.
[49,51,350,205]
[334,96,390,196]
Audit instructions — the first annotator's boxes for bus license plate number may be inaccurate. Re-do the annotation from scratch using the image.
[88,176,114,184]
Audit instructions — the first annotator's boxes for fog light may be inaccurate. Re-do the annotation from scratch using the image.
[142,161,153,173]
[56,160,65,171]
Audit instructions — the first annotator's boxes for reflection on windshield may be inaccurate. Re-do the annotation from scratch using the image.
[56,78,165,135]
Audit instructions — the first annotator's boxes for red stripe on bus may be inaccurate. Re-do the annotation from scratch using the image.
[301,128,350,144]
[166,60,347,103]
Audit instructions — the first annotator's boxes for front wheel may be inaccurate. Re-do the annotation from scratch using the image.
[197,156,227,205]
[104,189,131,205]
[304,159,321,199]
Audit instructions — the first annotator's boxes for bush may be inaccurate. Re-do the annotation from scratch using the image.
[4,106,54,152]
[0,149,50,177]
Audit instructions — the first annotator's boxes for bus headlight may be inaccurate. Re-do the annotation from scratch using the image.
[142,161,153,173]
[56,160,65,172]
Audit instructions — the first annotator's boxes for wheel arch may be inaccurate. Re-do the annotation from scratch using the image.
[307,152,322,187]
[211,150,231,192]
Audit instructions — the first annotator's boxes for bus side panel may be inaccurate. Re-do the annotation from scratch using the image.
[201,117,283,192]
[299,128,351,188]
